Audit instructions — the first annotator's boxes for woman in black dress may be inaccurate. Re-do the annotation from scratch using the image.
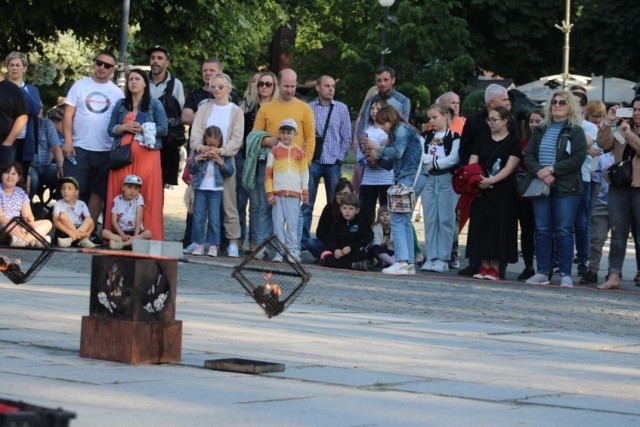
[466,106,521,280]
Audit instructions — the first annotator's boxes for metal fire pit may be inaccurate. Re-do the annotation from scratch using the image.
[232,235,311,318]
[0,217,53,285]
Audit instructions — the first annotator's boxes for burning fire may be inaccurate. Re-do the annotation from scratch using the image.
[263,272,282,296]
[0,256,22,271]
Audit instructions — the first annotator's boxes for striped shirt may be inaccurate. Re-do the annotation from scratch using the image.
[539,121,564,166]
[309,99,352,164]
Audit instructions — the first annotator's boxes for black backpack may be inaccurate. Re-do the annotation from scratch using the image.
[159,77,186,148]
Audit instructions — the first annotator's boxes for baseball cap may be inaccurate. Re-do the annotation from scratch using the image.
[123,174,143,186]
[146,45,170,59]
[279,118,298,132]
[59,176,79,190]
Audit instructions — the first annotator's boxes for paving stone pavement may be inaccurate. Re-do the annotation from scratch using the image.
[0,180,639,426]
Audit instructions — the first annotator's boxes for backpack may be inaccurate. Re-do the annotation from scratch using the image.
[159,77,186,148]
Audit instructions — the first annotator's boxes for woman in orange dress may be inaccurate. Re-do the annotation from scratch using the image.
[106,69,168,241]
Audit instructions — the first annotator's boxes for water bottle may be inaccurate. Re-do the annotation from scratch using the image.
[488,158,501,189]
[68,155,78,166]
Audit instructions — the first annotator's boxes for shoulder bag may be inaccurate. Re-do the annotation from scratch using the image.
[387,163,423,213]
[109,141,132,170]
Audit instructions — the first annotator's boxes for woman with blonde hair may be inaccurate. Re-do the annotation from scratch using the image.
[524,91,587,287]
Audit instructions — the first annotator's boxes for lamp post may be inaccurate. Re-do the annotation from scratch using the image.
[554,0,572,90]
[379,0,395,66]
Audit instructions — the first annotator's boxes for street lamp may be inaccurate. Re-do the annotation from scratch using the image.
[379,0,395,66]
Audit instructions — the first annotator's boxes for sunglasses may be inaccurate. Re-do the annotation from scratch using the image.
[551,99,568,106]
[94,59,116,70]
[211,84,227,90]
[258,81,274,88]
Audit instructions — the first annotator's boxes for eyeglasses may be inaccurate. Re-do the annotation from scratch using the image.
[486,117,502,124]
[211,84,227,90]
[258,81,274,88]
[551,99,568,106]
[94,59,116,69]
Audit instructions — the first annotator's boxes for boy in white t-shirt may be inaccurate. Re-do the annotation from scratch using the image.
[101,174,152,249]
[52,176,95,248]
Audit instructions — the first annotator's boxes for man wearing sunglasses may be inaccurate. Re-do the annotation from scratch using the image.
[62,50,123,245]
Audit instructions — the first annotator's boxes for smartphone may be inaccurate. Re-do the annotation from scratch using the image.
[616,107,633,119]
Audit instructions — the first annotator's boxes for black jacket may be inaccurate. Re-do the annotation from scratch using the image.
[326,212,373,253]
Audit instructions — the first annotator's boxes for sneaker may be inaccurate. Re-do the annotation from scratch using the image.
[183,242,198,254]
[320,251,332,261]
[109,240,124,250]
[473,267,488,280]
[207,245,218,257]
[526,273,551,285]
[517,267,535,282]
[88,232,102,247]
[579,271,598,285]
[403,264,416,275]
[227,243,239,258]
[448,256,460,269]
[57,237,72,248]
[272,254,284,263]
[458,265,478,277]
[351,261,368,271]
[483,267,499,280]
[77,237,96,249]
[577,263,589,277]
[560,275,574,288]
[431,260,449,273]
[289,252,302,263]
[191,244,204,256]
[382,262,409,275]
[421,259,436,272]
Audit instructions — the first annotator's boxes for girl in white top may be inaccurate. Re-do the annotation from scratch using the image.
[420,103,460,273]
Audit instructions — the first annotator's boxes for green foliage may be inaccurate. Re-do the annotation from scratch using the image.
[461,89,486,116]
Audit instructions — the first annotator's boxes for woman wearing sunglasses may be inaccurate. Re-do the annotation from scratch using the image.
[524,91,587,287]
[189,73,245,257]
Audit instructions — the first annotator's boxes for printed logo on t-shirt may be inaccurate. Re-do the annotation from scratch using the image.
[84,92,113,114]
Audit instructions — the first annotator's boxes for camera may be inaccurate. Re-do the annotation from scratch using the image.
[616,107,633,119]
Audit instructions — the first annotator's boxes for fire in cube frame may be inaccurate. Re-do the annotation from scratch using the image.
[0,217,53,285]
[232,234,311,318]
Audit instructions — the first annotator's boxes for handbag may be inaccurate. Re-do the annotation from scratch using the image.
[515,167,534,196]
[387,162,423,213]
[522,177,550,198]
[109,142,132,170]
[607,158,632,188]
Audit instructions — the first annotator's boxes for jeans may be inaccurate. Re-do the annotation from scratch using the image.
[588,203,609,274]
[306,238,326,259]
[390,174,426,264]
[607,186,640,274]
[302,161,340,245]
[248,162,272,246]
[192,189,222,246]
[29,163,58,199]
[574,181,591,264]
[421,173,456,261]
[531,187,580,276]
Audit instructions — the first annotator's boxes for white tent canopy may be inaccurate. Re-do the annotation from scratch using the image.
[516,75,637,104]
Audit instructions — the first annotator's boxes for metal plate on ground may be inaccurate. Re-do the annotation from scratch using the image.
[204,358,285,374]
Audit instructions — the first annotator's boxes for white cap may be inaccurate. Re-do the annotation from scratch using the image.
[279,118,298,131]
[123,174,143,186]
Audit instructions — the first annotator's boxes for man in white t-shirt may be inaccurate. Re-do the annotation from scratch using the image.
[62,50,123,243]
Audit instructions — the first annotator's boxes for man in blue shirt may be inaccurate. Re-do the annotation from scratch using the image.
[303,75,352,249]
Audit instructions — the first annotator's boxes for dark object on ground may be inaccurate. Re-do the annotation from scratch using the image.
[204,358,285,374]
[0,398,76,426]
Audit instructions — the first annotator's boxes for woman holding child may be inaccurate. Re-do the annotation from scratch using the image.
[106,69,168,241]
[364,105,426,276]
[190,73,245,257]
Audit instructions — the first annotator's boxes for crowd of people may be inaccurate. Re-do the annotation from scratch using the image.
[1,46,639,290]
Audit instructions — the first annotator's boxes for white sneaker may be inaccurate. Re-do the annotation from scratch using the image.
[383,262,409,275]
[560,276,574,288]
[77,237,96,249]
[526,273,550,285]
[57,237,72,248]
[183,242,197,254]
[431,260,449,273]
[191,244,204,256]
[207,245,218,257]
[289,251,301,263]
[227,243,239,258]
[109,240,124,250]
[421,259,436,271]
[404,264,416,275]
[272,254,283,263]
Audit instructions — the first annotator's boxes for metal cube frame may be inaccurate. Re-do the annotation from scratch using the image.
[0,217,53,285]
[232,235,311,318]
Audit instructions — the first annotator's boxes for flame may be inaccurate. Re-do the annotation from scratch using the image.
[0,256,21,271]
[263,271,282,296]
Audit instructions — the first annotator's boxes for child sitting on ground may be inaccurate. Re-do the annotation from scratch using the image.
[320,193,373,270]
[189,125,234,257]
[370,205,395,268]
[52,176,95,248]
[101,174,152,250]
